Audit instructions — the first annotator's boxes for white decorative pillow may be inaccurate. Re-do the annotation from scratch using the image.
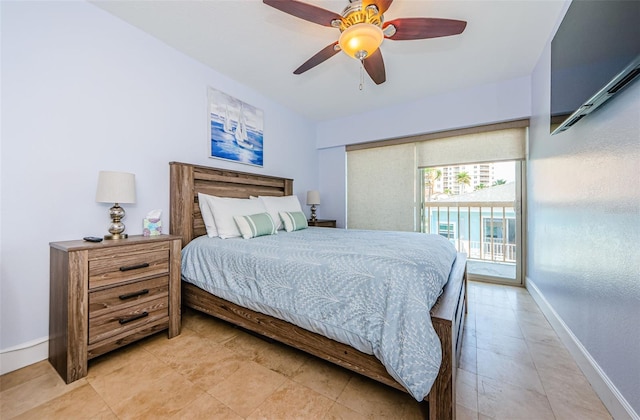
[207,196,268,239]
[259,195,303,230]
[233,212,277,239]
[279,211,308,232]
[197,193,218,238]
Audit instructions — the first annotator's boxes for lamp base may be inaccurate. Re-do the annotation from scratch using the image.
[104,203,128,240]
[104,233,128,240]
[310,204,317,222]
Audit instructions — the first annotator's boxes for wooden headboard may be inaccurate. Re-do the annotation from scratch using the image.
[169,162,294,247]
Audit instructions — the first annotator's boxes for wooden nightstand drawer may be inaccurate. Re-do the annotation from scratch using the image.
[89,276,169,319]
[89,245,170,289]
[308,219,336,228]
[88,296,169,345]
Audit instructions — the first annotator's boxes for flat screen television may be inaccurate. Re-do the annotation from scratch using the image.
[550,0,640,135]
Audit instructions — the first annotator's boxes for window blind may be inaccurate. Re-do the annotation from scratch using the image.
[416,127,526,167]
[347,142,416,231]
[346,122,528,230]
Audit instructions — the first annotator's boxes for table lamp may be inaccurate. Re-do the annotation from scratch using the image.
[306,190,320,222]
[96,171,136,240]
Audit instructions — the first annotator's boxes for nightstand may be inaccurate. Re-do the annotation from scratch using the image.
[308,219,336,228]
[49,235,182,383]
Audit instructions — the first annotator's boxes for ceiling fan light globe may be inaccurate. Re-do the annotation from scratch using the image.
[338,23,383,60]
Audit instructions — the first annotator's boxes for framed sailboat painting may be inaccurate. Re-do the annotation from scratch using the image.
[207,87,264,167]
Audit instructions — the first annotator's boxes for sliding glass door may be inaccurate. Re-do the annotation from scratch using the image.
[421,161,524,284]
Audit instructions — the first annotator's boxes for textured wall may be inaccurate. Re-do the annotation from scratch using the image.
[528,43,640,413]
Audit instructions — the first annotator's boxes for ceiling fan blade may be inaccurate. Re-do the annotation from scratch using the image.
[294,42,340,74]
[263,0,342,27]
[384,18,467,41]
[363,49,386,85]
[362,0,394,15]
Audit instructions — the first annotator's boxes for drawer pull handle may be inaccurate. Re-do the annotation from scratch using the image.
[119,263,150,272]
[119,312,149,325]
[119,289,149,300]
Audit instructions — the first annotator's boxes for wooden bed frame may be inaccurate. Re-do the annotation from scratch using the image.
[169,161,467,420]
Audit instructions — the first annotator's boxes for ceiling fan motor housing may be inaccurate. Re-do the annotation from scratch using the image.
[333,1,384,31]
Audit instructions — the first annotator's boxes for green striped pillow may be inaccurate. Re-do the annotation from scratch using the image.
[279,211,308,232]
[233,212,277,239]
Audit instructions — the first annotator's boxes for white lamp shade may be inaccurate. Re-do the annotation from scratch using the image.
[96,171,136,204]
[306,190,320,205]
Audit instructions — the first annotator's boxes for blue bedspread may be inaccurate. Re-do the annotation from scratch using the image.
[181,228,458,400]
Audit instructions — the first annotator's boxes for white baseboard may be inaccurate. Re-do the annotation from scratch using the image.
[0,337,48,376]
[526,277,638,420]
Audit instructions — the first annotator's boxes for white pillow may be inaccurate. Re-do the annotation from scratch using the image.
[208,196,268,239]
[259,195,303,230]
[197,193,218,238]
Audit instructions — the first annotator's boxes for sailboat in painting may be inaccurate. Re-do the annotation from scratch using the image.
[234,106,253,149]
[223,105,233,134]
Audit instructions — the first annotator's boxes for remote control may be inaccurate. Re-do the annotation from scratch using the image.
[83,236,103,243]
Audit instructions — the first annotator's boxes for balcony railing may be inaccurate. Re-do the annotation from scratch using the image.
[469,241,516,262]
[423,201,516,263]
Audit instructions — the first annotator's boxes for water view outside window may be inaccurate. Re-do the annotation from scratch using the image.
[422,161,520,282]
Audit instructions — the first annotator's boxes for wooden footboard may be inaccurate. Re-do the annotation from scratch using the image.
[182,254,467,420]
[170,161,468,420]
[183,282,406,392]
[429,254,468,419]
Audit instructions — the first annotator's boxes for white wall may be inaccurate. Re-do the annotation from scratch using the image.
[528,40,640,416]
[316,77,532,226]
[317,147,346,228]
[0,1,317,372]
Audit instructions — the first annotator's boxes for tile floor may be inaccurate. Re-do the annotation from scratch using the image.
[1,281,612,419]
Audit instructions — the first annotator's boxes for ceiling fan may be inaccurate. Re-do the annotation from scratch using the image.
[263,0,467,85]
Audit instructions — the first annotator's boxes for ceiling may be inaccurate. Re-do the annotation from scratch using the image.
[91,0,567,122]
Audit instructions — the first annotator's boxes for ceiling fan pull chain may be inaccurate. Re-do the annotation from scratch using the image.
[359,60,365,91]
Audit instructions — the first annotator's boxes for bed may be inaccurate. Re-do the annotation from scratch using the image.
[169,161,467,420]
